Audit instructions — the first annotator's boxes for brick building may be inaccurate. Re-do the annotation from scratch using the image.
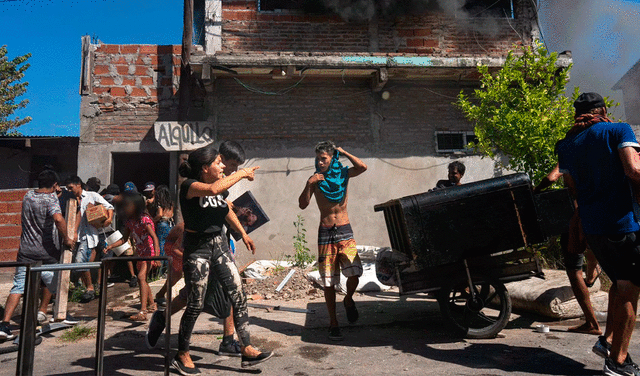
[78,0,571,260]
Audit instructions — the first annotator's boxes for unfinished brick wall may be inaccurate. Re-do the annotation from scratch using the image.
[88,44,181,143]
[220,0,534,56]
[212,77,473,152]
[0,189,27,262]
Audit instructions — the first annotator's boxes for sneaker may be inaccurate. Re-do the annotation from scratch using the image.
[0,322,14,340]
[145,311,165,349]
[604,357,640,376]
[593,336,612,359]
[106,282,115,288]
[172,356,201,375]
[328,326,343,341]
[62,315,80,326]
[218,339,242,357]
[241,351,273,368]
[37,311,47,324]
[129,276,138,288]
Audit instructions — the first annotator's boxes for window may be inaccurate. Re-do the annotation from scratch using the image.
[258,0,330,13]
[461,0,514,18]
[435,131,476,153]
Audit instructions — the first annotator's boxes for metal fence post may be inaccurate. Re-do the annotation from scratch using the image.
[17,265,39,376]
[95,261,108,376]
[164,258,172,376]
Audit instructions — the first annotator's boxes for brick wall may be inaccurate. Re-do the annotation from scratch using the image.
[0,189,27,262]
[88,44,181,143]
[220,0,533,56]
[212,77,473,152]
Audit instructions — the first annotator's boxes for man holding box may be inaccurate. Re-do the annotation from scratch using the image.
[65,176,114,302]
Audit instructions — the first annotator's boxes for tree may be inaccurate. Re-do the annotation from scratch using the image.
[457,42,617,184]
[0,46,31,134]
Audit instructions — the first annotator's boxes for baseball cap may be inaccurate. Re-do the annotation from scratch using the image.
[105,184,120,196]
[574,92,606,114]
[124,181,138,193]
[143,182,156,192]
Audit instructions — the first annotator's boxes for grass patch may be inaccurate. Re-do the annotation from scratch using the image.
[59,325,95,342]
[69,285,87,303]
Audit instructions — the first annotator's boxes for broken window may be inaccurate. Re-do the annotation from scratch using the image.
[435,131,476,153]
[462,0,514,18]
[258,0,330,13]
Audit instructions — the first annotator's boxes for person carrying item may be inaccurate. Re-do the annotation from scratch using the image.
[173,144,271,374]
[556,92,640,376]
[148,141,250,359]
[65,176,114,302]
[298,141,367,341]
[0,170,74,339]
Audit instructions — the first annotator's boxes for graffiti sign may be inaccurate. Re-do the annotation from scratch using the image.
[154,121,215,151]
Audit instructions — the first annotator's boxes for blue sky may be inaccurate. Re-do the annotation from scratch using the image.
[0,0,183,136]
[2,0,640,136]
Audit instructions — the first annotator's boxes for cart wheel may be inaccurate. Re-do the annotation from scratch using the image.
[437,278,512,339]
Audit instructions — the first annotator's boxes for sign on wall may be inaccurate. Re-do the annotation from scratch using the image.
[154,121,216,151]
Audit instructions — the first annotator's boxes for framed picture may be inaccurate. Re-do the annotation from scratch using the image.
[230,191,270,241]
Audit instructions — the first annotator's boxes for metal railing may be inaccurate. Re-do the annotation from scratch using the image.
[14,256,172,376]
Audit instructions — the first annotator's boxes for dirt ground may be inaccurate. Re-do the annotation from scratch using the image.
[1,271,637,376]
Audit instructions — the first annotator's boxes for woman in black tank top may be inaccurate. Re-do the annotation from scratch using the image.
[173,144,271,374]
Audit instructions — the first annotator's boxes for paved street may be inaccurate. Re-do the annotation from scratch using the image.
[1,279,635,376]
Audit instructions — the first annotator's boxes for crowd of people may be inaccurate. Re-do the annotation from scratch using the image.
[2,92,640,375]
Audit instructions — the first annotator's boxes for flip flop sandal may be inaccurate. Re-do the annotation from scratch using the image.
[130,312,147,321]
[585,267,603,288]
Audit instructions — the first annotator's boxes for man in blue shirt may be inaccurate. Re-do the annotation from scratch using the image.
[557,92,640,376]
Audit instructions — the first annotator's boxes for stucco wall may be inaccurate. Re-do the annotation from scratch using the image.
[226,149,501,266]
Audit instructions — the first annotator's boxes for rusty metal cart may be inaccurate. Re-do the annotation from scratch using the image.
[374,173,573,339]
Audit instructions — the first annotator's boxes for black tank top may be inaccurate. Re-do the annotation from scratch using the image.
[179,179,229,234]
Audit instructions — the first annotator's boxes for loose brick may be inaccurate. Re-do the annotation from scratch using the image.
[121,45,140,54]
[110,87,126,97]
[96,44,120,54]
[94,65,110,75]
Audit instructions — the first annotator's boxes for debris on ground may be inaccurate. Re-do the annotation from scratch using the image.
[243,264,323,301]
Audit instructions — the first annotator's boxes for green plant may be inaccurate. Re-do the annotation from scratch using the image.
[59,325,95,342]
[69,285,87,303]
[457,41,619,184]
[291,215,314,267]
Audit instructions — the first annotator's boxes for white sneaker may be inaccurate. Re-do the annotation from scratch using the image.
[37,311,47,323]
[62,315,80,325]
[106,282,115,288]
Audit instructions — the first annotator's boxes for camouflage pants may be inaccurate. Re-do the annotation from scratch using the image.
[178,234,250,351]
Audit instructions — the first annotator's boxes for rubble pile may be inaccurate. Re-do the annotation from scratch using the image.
[243,267,324,301]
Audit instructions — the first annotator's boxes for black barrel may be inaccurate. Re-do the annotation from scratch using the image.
[375,173,549,268]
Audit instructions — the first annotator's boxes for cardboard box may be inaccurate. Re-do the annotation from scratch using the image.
[86,203,108,228]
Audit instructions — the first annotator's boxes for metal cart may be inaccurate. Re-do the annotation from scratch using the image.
[374,173,573,339]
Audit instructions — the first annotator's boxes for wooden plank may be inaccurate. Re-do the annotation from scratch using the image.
[53,198,78,321]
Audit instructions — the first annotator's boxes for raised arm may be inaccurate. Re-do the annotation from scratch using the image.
[186,166,260,199]
[225,204,256,254]
[337,147,367,178]
[299,173,323,210]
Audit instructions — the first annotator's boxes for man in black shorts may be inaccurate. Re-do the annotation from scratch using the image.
[556,92,640,375]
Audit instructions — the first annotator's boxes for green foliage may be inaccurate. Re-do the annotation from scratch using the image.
[0,46,31,134]
[59,325,95,342]
[457,42,618,184]
[290,214,314,267]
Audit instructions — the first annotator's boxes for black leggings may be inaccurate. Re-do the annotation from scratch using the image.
[178,234,251,351]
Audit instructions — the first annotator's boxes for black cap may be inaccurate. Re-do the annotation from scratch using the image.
[105,183,120,195]
[574,92,606,114]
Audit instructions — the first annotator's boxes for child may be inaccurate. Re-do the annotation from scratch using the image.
[298,141,367,341]
[105,192,160,321]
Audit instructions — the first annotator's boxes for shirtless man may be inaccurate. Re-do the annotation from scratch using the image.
[298,141,367,340]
